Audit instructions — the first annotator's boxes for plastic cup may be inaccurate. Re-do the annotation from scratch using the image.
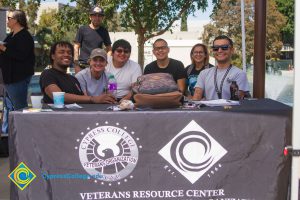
[31,95,43,109]
[53,92,65,108]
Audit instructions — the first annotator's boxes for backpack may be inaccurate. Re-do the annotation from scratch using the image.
[132,73,182,108]
[132,73,178,95]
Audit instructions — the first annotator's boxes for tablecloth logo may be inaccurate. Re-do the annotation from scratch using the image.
[159,120,227,184]
[8,162,36,190]
[77,122,139,184]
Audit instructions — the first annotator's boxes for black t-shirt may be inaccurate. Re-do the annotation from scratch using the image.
[39,68,84,103]
[144,58,186,82]
[74,25,111,63]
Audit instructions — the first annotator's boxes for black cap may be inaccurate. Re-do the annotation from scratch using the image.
[89,6,105,15]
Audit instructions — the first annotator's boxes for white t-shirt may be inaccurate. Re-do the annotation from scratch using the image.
[195,65,250,100]
[75,67,111,96]
[106,56,142,98]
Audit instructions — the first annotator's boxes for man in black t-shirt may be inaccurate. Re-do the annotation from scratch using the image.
[40,41,116,104]
[74,6,112,73]
[144,38,186,93]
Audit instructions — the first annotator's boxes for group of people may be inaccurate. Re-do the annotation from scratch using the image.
[0,7,250,135]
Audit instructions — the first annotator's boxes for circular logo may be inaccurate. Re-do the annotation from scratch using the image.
[13,168,31,185]
[170,131,213,172]
[79,125,138,182]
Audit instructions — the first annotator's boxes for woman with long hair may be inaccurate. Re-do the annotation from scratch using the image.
[185,43,213,97]
[0,10,35,135]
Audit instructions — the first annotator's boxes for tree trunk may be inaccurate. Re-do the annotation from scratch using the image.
[137,33,145,70]
[181,10,188,31]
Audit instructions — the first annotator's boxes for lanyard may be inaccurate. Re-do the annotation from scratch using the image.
[214,65,232,99]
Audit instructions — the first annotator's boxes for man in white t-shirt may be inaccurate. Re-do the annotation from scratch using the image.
[193,35,250,100]
[106,39,142,101]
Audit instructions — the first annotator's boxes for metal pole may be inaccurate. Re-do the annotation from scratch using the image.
[253,0,266,98]
[291,0,300,198]
[241,0,246,72]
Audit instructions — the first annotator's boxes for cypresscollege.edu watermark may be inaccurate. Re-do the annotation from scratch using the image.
[42,172,103,180]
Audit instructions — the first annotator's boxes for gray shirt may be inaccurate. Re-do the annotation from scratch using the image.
[75,67,111,96]
[195,65,249,100]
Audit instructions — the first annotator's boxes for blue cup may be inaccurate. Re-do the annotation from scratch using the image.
[53,92,65,108]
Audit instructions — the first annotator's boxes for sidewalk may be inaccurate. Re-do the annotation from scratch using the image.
[0,157,10,200]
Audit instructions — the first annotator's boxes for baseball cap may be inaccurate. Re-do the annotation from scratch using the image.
[89,48,107,61]
[89,6,105,15]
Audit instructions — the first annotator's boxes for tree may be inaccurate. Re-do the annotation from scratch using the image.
[275,0,294,46]
[118,0,210,68]
[35,9,76,69]
[25,0,40,34]
[202,0,286,66]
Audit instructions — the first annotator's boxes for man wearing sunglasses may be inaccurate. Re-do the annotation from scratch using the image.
[106,39,142,101]
[193,35,250,100]
[74,5,112,74]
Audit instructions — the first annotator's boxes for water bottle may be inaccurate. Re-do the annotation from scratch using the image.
[107,75,117,97]
[230,81,239,100]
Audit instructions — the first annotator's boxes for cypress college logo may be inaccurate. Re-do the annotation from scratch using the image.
[159,120,227,184]
[77,121,139,183]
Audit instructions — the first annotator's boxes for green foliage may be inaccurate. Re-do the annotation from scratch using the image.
[0,0,18,8]
[275,0,294,45]
[202,0,286,64]
[35,9,76,69]
[25,0,40,34]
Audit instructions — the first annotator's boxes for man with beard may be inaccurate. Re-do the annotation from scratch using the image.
[40,41,116,104]
[74,5,112,73]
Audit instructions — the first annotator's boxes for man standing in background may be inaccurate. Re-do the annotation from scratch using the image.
[74,5,112,73]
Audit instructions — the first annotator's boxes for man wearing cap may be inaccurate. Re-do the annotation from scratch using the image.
[75,48,112,96]
[40,41,116,104]
[74,5,112,73]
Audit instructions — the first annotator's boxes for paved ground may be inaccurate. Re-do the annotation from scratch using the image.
[0,157,10,200]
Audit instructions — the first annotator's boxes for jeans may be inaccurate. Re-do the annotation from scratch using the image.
[1,76,32,134]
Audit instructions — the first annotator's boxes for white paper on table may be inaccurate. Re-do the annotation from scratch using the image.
[191,99,240,107]
[65,103,83,109]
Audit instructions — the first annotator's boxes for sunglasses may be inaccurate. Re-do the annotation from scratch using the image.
[7,17,14,20]
[115,48,130,54]
[211,45,230,51]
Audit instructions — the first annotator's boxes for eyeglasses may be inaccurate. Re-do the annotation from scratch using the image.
[7,17,14,20]
[192,51,205,55]
[153,46,168,51]
[211,45,230,51]
[115,48,130,54]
